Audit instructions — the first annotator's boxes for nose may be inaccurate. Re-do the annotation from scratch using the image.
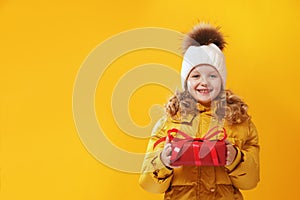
[199,77,208,87]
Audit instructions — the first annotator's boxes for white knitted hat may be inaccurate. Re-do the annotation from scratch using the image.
[181,23,227,89]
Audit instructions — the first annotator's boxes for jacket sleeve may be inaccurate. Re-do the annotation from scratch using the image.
[225,120,260,190]
[139,117,174,193]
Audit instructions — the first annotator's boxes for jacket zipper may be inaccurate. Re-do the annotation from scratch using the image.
[197,113,202,199]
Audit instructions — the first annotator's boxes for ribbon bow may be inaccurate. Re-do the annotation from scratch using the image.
[153,126,227,166]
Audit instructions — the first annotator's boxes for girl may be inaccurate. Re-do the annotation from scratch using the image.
[139,23,260,200]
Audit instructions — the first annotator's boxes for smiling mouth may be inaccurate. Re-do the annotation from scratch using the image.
[197,89,212,95]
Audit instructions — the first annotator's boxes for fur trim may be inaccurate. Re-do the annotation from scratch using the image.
[182,23,226,54]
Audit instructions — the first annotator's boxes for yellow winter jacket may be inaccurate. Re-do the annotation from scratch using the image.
[139,106,260,200]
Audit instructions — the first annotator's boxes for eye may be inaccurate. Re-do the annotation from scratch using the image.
[191,74,200,78]
[209,74,217,78]
[189,71,200,78]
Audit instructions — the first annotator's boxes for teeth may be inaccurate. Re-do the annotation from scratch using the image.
[198,89,210,93]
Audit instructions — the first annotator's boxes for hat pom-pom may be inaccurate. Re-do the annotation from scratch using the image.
[182,23,226,54]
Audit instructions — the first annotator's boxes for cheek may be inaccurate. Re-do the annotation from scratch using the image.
[186,81,195,95]
[211,81,222,94]
[214,84,222,95]
[186,80,193,90]
[213,80,222,89]
[215,83,221,91]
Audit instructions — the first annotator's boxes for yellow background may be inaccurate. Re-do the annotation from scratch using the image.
[1,0,300,199]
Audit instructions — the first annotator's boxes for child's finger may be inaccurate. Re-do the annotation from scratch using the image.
[165,135,170,145]
[165,144,172,156]
[225,139,231,145]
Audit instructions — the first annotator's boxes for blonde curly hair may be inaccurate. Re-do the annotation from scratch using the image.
[165,89,250,125]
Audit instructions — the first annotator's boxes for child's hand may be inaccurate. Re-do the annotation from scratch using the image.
[160,137,181,169]
[160,136,173,168]
[225,140,237,166]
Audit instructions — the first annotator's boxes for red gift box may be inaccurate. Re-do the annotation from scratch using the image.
[154,126,227,166]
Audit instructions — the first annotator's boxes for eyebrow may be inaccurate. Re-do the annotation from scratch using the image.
[193,70,218,74]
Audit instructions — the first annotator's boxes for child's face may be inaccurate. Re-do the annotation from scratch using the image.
[186,65,222,106]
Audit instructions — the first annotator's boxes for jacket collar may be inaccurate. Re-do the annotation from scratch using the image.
[170,101,219,124]
[197,100,218,114]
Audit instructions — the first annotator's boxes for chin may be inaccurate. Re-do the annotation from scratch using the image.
[198,100,211,105]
